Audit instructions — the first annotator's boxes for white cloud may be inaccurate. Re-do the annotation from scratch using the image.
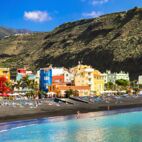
[24,11,52,22]
[83,11,103,18]
[92,0,110,5]
[82,0,110,5]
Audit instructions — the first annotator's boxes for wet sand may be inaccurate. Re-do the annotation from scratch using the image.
[1,97,142,123]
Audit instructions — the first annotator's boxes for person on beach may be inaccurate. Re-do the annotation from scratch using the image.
[76,111,80,119]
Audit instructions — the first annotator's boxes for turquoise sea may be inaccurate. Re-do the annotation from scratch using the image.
[0,111,142,142]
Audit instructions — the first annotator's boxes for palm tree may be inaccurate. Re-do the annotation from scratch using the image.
[30,80,39,99]
[15,80,22,92]
[22,76,32,89]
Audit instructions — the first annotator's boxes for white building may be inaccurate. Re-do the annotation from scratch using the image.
[103,70,130,84]
[64,70,74,84]
[52,67,64,76]
[138,75,142,84]
[52,67,73,84]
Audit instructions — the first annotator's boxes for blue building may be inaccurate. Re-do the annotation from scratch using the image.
[40,68,52,92]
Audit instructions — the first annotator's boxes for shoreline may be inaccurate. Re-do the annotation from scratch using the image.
[1,102,142,123]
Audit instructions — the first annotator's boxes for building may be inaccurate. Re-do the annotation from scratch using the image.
[71,64,105,95]
[138,75,142,84]
[0,68,10,80]
[17,68,26,74]
[52,67,64,76]
[49,84,90,97]
[35,70,40,85]
[52,67,73,84]
[16,68,36,81]
[72,64,94,91]
[40,67,52,92]
[52,75,65,84]
[64,70,74,84]
[103,70,130,84]
[93,70,105,96]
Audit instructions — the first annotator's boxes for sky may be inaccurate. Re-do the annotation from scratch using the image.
[0,0,142,31]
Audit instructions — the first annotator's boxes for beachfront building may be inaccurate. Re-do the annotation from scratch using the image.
[71,64,104,95]
[71,64,94,91]
[52,75,65,84]
[40,67,52,92]
[48,84,90,97]
[35,70,40,85]
[64,70,74,84]
[52,67,73,84]
[138,75,142,84]
[93,70,105,96]
[0,68,10,80]
[16,68,36,81]
[103,70,130,84]
[16,68,26,81]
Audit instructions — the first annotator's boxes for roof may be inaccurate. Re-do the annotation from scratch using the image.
[52,75,64,79]
[58,86,90,90]
[94,70,102,77]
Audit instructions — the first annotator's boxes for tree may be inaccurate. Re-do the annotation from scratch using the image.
[105,82,114,90]
[115,79,130,87]
[73,90,79,97]
[15,76,40,99]
[65,89,74,98]
[5,81,15,92]
[15,80,22,91]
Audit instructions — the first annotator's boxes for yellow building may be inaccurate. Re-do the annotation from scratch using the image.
[71,64,104,96]
[71,64,94,91]
[93,70,104,96]
[0,68,10,80]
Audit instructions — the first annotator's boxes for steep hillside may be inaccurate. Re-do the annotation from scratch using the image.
[1,7,142,79]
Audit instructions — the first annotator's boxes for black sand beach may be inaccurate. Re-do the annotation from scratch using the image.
[1,97,142,123]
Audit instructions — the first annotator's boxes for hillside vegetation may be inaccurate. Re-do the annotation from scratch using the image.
[0,7,142,79]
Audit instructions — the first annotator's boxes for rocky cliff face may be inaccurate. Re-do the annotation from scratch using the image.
[1,7,142,79]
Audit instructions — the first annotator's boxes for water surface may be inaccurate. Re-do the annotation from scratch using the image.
[0,111,142,142]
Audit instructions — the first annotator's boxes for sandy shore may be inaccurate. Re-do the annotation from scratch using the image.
[1,97,142,123]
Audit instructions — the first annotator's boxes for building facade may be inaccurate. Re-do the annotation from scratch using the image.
[49,85,90,97]
[72,65,94,90]
[16,68,36,81]
[138,75,142,84]
[103,70,130,84]
[93,70,104,96]
[0,68,10,80]
[72,64,104,95]
[40,68,52,92]
[52,75,65,84]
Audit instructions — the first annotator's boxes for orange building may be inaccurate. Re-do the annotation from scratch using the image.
[49,85,90,97]
[52,75,64,84]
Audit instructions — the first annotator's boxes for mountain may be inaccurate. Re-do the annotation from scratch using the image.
[0,7,142,79]
[0,27,31,39]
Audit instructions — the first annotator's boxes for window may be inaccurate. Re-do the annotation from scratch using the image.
[44,77,49,80]
[3,71,8,74]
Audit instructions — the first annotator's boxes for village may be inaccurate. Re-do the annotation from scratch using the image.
[0,62,141,99]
